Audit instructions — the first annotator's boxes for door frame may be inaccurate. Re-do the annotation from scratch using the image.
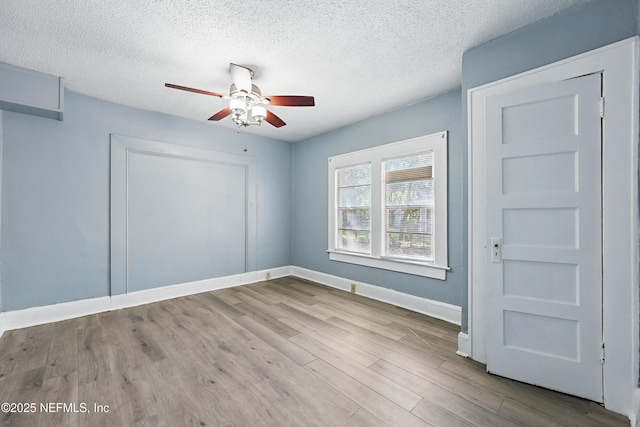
[467,37,639,416]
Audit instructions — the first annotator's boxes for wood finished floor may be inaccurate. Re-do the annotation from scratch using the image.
[0,276,629,427]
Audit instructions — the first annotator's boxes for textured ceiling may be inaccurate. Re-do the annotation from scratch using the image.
[0,0,593,142]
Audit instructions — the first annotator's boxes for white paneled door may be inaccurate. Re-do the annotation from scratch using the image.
[485,73,603,402]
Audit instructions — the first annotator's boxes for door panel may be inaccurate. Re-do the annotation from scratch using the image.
[485,73,603,402]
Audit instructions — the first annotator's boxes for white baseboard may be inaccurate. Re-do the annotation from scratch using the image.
[0,313,5,339]
[631,388,640,427]
[1,266,293,333]
[457,332,469,357]
[3,296,111,331]
[291,266,461,325]
[0,265,460,333]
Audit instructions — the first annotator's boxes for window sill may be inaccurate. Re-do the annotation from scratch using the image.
[327,250,448,280]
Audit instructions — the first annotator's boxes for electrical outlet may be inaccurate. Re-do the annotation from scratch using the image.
[350,283,356,294]
[266,272,271,280]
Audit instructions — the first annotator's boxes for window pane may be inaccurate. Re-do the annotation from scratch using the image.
[339,209,370,230]
[339,186,371,207]
[384,152,434,262]
[336,164,371,254]
[386,180,433,206]
[386,233,432,260]
[338,230,371,253]
[339,164,371,186]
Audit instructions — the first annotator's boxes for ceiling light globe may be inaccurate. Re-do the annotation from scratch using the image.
[251,105,267,122]
[230,98,246,116]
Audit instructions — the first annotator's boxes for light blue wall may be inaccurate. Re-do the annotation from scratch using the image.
[459,0,639,332]
[292,89,464,306]
[1,91,292,311]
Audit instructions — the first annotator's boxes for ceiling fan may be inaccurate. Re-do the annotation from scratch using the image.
[165,63,315,129]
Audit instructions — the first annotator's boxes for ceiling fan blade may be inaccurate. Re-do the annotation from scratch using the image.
[265,110,286,128]
[165,83,224,98]
[208,107,231,121]
[265,95,315,107]
[229,63,252,94]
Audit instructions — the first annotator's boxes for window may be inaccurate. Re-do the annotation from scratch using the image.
[328,132,448,279]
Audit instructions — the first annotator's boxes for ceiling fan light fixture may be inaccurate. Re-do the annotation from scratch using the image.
[251,105,267,123]
[233,110,248,126]
[230,98,246,117]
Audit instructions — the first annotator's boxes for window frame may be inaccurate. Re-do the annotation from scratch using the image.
[327,131,449,280]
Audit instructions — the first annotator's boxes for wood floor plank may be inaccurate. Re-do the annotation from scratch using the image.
[33,372,79,427]
[412,398,477,427]
[329,316,446,369]
[274,277,332,297]
[318,293,406,327]
[43,319,78,380]
[280,315,380,367]
[0,367,46,427]
[77,326,113,385]
[306,358,431,427]
[274,302,353,339]
[389,315,460,340]
[0,350,18,383]
[234,300,300,339]
[234,315,317,366]
[0,328,28,356]
[291,332,422,411]
[252,373,358,426]
[258,285,336,320]
[368,356,504,413]
[213,288,243,306]
[396,325,462,363]
[196,291,246,319]
[347,408,389,427]
[497,398,566,427]
[317,303,407,340]
[239,282,284,305]
[264,281,318,305]
[9,324,54,375]
[370,359,518,427]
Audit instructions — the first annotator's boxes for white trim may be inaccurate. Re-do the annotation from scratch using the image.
[291,266,461,325]
[0,266,293,332]
[110,134,257,296]
[4,296,111,331]
[456,332,469,357]
[631,388,640,427]
[0,265,460,333]
[327,131,449,280]
[328,251,447,280]
[467,36,639,417]
[0,314,5,339]
[110,266,291,310]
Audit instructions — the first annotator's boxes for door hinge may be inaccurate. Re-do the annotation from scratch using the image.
[599,97,605,118]
[600,342,605,364]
